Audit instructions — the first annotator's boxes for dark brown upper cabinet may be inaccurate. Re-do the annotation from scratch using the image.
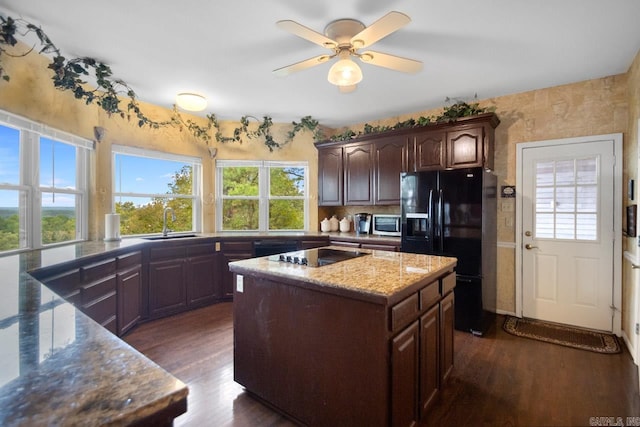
[374,136,409,205]
[414,113,499,171]
[318,146,343,206]
[315,113,499,206]
[344,142,374,205]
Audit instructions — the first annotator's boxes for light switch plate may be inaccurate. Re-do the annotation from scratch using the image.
[236,275,244,293]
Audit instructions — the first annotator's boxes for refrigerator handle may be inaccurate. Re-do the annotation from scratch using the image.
[438,189,444,251]
[428,189,433,238]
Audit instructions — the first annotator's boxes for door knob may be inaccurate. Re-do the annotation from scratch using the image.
[525,243,538,250]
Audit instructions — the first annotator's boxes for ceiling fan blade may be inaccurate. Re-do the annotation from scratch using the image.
[358,50,423,73]
[350,11,411,49]
[276,20,337,49]
[273,54,332,77]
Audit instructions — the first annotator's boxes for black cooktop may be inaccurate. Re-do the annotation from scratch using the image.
[268,248,369,267]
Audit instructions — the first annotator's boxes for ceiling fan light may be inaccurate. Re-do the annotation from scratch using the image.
[327,58,363,87]
[339,84,357,94]
[175,93,207,112]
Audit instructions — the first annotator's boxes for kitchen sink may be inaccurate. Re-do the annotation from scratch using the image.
[142,233,198,240]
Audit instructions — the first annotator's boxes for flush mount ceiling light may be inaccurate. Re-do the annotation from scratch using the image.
[175,93,207,111]
[273,11,422,93]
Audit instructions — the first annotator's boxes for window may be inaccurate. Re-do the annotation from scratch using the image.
[534,157,598,240]
[0,110,91,253]
[112,146,202,236]
[216,160,308,231]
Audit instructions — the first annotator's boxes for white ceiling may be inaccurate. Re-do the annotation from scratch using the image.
[1,0,639,128]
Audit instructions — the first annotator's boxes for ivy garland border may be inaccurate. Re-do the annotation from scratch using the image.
[0,15,495,149]
[0,15,322,151]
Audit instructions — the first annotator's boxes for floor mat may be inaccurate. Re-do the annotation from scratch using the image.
[503,316,621,354]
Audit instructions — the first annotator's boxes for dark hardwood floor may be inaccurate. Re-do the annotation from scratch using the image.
[124,303,640,426]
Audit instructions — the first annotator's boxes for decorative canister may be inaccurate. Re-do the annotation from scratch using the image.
[320,218,331,232]
[329,215,340,232]
[339,217,350,232]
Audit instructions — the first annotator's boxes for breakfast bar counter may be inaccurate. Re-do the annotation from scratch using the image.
[0,243,188,426]
[229,247,457,426]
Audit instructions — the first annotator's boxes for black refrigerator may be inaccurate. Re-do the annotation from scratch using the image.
[400,167,496,336]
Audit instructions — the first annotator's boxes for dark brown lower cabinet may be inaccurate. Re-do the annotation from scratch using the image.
[187,254,219,307]
[392,321,420,427]
[440,291,455,383]
[117,265,142,336]
[81,275,117,334]
[148,259,188,319]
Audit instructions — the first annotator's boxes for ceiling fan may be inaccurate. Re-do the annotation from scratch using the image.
[273,11,423,93]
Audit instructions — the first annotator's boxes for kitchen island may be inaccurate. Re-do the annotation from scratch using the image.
[229,247,457,426]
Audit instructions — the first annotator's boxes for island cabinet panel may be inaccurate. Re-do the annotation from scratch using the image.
[391,320,420,427]
[318,146,343,206]
[419,304,440,417]
[440,291,455,383]
[234,275,389,426]
[374,136,409,205]
[344,142,374,205]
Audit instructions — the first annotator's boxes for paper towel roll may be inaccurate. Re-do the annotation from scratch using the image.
[104,213,121,241]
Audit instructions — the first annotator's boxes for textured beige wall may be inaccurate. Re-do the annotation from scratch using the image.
[2,41,639,328]
[345,71,631,315]
[623,49,640,345]
[0,44,318,239]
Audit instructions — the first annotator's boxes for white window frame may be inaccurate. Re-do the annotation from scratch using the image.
[215,160,309,232]
[112,145,203,236]
[0,110,92,253]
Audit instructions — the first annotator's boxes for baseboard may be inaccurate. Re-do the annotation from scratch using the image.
[621,330,637,364]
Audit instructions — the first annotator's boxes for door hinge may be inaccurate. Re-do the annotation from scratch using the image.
[636,323,639,335]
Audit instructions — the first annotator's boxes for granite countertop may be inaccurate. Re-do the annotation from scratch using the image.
[229,247,457,305]
[0,231,400,425]
[0,248,188,426]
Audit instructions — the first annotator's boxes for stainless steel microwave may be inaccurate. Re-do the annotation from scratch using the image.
[372,214,401,236]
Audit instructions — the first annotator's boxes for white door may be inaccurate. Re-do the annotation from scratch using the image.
[520,139,615,331]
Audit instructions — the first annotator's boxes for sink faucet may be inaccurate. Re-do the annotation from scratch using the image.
[162,207,176,237]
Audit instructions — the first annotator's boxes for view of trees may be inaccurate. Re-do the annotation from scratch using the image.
[0,213,19,251]
[116,165,193,235]
[221,166,304,230]
[0,163,306,251]
[0,208,76,251]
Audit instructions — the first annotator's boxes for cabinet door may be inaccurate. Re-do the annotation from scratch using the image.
[419,305,440,417]
[148,259,187,318]
[446,126,484,169]
[440,291,455,383]
[374,137,408,205]
[187,254,219,307]
[391,320,419,427]
[117,265,142,336]
[344,143,373,205]
[318,146,343,206]
[415,130,446,171]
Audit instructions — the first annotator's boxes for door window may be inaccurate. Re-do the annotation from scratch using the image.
[534,157,598,241]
